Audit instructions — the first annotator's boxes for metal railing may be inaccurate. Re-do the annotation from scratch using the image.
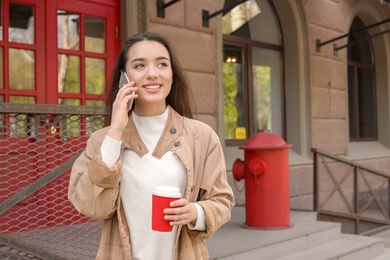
[0,103,110,259]
[313,148,390,235]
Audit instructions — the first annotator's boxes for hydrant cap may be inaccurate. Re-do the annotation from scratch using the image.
[239,132,292,150]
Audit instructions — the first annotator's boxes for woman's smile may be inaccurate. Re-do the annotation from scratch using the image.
[143,82,162,92]
[126,40,173,116]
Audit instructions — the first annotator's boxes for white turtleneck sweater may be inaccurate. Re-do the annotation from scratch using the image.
[100,107,205,260]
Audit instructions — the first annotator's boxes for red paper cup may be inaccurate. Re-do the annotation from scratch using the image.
[152,186,181,232]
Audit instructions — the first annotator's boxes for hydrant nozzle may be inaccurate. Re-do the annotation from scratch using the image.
[232,159,245,181]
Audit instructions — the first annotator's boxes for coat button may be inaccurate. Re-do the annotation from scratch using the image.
[170,127,177,134]
[174,141,180,147]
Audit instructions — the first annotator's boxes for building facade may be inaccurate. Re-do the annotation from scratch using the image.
[2,0,390,210]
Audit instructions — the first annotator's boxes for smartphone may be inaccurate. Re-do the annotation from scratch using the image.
[118,70,135,110]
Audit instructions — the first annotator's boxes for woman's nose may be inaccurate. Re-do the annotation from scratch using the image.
[146,65,158,79]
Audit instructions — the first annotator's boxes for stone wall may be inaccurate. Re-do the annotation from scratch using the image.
[305,0,349,155]
[146,0,221,131]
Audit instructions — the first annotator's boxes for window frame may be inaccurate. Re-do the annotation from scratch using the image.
[347,17,377,141]
[348,60,377,141]
[46,0,119,105]
[223,33,284,146]
[0,0,46,104]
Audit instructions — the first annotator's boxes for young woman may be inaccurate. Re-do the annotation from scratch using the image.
[68,32,234,260]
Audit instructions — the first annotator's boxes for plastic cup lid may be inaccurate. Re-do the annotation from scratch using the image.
[152,186,181,198]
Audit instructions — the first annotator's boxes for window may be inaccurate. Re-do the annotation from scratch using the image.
[223,43,246,140]
[0,1,44,105]
[348,18,376,141]
[56,9,110,106]
[222,0,283,145]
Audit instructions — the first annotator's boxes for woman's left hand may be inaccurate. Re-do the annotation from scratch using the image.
[164,198,198,226]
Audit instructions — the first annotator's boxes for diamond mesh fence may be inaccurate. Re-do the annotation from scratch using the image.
[0,104,109,260]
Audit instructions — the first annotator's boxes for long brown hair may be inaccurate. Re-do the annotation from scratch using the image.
[108,32,196,118]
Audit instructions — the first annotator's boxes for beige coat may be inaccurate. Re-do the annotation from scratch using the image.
[68,107,235,259]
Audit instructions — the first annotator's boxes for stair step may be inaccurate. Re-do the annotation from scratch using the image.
[208,207,390,260]
[276,234,384,260]
[372,248,390,260]
[208,207,342,259]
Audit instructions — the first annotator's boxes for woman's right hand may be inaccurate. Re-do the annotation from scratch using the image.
[107,82,138,141]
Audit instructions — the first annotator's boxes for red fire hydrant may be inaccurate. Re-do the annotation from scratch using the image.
[233,132,292,229]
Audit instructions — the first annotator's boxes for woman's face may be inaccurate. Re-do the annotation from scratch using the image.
[125,40,173,116]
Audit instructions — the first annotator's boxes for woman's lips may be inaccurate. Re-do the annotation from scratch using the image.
[143,84,162,93]
[144,85,161,89]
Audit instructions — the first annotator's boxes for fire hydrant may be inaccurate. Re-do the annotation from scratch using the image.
[233,132,292,229]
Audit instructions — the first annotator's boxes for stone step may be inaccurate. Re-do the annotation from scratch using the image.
[208,207,343,259]
[276,234,384,260]
[372,248,390,260]
[208,206,390,260]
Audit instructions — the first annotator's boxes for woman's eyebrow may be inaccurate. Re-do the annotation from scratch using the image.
[156,56,170,61]
[131,57,145,63]
[130,56,170,63]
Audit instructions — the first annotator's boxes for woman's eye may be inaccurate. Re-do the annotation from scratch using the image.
[134,64,144,69]
[158,62,168,67]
